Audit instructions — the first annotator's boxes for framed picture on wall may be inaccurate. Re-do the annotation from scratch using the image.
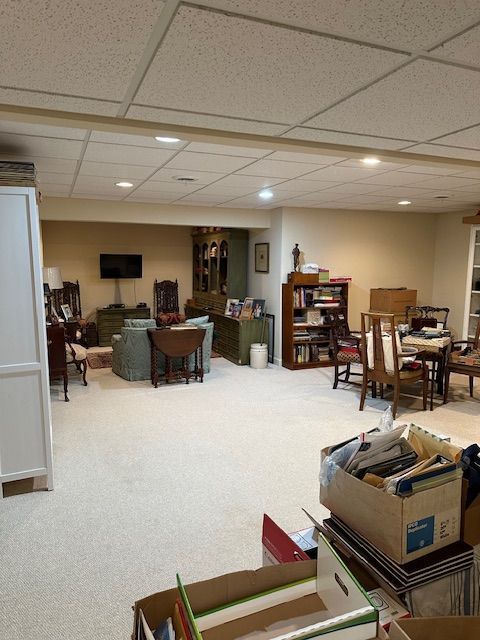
[255,243,269,273]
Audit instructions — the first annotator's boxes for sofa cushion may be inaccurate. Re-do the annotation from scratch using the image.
[186,315,209,326]
[124,318,156,328]
[66,343,87,362]
[156,312,186,326]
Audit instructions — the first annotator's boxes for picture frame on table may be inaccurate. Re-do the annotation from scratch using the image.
[60,303,74,322]
[231,302,243,318]
[224,298,240,316]
[252,299,266,319]
[255,242,269,273]
[239,297,254,320]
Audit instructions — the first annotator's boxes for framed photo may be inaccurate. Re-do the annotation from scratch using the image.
[224,298,239,316]
[239,297,254,320]
[231,302,243,318]
[61,303,74,321]
[255,242,269,273]
[265,313,275,364]
[252,299,266,319]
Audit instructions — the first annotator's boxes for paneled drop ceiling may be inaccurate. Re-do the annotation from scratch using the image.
[2,1,480,212]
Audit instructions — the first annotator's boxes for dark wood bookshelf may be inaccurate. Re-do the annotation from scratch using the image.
[282,272,349,370]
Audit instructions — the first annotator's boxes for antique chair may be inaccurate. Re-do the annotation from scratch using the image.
[154,279,179,314]
[50,280,91,344]
[328,307,363,389]
[65,336,88,387]
[359,312,430,418]
[112,316,213,381]
[444,317,480,403]
[405,305,450,330]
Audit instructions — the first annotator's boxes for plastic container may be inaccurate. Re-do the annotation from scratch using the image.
[250,343,268,369]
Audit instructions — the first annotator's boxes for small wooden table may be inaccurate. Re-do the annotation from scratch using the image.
[402,334,451,397]
[147,327,205,387]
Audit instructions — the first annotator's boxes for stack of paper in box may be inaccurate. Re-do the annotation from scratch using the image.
[134,535,379,640]
[320,422,473,594]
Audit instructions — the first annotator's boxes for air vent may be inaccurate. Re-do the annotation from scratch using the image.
[173,176,198,183]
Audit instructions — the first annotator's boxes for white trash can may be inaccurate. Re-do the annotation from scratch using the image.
[250,343,268,369]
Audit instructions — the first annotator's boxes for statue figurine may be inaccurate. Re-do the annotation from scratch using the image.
[292,243,300,272]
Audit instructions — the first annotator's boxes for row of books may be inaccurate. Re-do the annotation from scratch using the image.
[293,286,343,307]
[293,344,330,363]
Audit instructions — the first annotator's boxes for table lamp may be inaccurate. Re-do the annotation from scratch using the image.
[43,266,63,323]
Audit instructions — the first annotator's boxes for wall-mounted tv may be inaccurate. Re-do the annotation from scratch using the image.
[100,254,143,279]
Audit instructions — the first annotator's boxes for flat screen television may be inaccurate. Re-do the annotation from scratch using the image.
[100,254,142,279]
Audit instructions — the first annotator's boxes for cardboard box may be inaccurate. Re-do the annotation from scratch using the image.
[134,537,378,640]
[389,616,480,639]
[320,426,463,565]
[369,289,417,314]
[462,479,480,547]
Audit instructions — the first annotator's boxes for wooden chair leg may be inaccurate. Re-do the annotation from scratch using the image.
[359,374,367,411]
[392,383,400,419]
[81,360,88,386]
[380,383,384,399]
[470,376,474,397]
[372,381,377,398]
[345,362,351,382]
[333,363,339,389]
[443,367,450,404]
[63,372,69,402]
[423,368,428,411]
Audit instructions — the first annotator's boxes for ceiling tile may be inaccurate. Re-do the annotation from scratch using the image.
[284,127,412,150]
[409,175,480,190]
[165,151,254,173]
[432,24,480,67]
[356,171,442,186]
[189,184,257,197]
[208,174,283,189]
[404,144,480,161]
[432,124,480,150]
[184,142,269,158]
[296,165,387,181]
[0,0,163,100]
[332,194,397,204]
[175,193,228,204]
[89,131,186,149]
[126,105,286,136]
[276,177,341,190]
[134,181,200,195]
[266,150,345,164]
[124,193,177,203]
[149,167,223,185]
[397,164,462,176]
[237,159,322,179]
[451,169,480,179]
[219,196,262,208]
[38,183,71,195]
[0,133,83,159]
[368,186,439,197]
[0,121,86,140]
[84,142,177,167]
[71,192,124,201]
[79,161,154,180]
[307,60,480,140]
[74,175,136,194]
[26,156,78,173]
[135,5,406,123]
[210,1,480,50]
[37,172,74,186]
[319,183,383,195]
[0,87,119,115]
[337,159,409,170]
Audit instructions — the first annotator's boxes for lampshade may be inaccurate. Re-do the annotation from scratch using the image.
[42,266,63,290]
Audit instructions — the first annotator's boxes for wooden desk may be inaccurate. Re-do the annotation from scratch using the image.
[46,324,68,402]
[147,327,205,387]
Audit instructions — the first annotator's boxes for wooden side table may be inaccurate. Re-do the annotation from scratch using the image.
[47,324,69,402]
[147,328,206,387]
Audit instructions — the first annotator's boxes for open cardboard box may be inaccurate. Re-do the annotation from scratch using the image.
[389,616,480,639]
[134,535,378,640]
[320,425,463,565]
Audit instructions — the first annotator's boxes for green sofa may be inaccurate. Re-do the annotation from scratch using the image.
[111,317,213,382]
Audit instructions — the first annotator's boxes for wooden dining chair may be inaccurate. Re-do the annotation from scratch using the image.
[405,305,450,330]
[328,307,363,389]
[359,312,429,418]
[444,317,480,403]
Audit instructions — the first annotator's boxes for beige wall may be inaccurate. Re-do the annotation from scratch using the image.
[280,208,438,332]
[41,221,192,319]
[432,211,472,338]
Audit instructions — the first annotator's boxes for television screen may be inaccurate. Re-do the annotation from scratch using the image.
[100,254,142,279]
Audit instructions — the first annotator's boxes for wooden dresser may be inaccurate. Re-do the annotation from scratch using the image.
[96,307,150,346]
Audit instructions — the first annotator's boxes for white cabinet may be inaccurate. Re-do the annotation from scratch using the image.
[0,186,53,492]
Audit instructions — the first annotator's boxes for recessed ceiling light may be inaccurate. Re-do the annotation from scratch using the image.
[259,189,274,200]
[434,194,449,199]
[173,176,198,183]
[361,157,381,166]
[115,181,133,188]
[398,200,412,205]
[155,136,181,143]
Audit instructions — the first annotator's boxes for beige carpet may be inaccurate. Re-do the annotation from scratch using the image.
[1,360,479,639]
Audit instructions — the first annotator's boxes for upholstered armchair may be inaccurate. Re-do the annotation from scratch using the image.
[111,317,213,382]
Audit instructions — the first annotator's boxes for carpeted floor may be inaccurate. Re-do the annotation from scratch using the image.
[1,360,479,639]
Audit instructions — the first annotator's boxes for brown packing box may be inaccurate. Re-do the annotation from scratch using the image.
[389,616,480,639]
[320,426,463,565]
[369,288,417,314]
[462,480,480,547]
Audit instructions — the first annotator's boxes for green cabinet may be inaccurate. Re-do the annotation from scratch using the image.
[96,307,150,346]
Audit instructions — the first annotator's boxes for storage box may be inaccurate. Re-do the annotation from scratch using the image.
[462,479,480,547]
[133,536,378,640]
[389,616,480,640]
[320,426,463,565]
[369,289,417,314]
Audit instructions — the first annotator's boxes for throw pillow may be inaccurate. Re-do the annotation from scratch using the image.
[156,312,186,326]
[186,315,209,326]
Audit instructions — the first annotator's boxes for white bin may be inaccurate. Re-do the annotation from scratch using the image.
[250,343,268,369]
